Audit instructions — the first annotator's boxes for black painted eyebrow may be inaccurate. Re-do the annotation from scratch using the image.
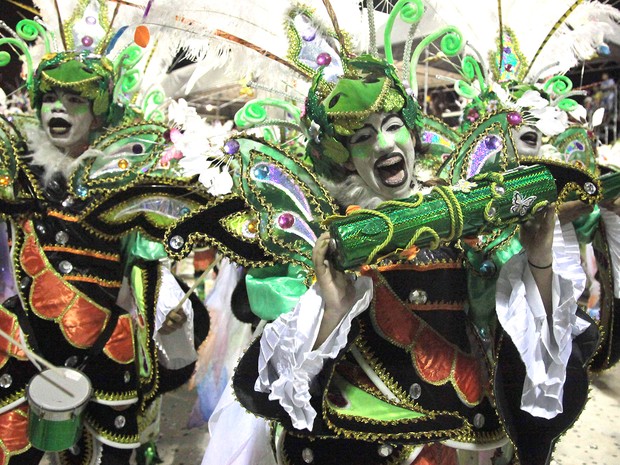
[382,114,402,127]
[350,124,377,143]
[356,123,375,133]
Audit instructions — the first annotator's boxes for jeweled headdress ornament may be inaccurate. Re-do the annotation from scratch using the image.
[0,0,215,124]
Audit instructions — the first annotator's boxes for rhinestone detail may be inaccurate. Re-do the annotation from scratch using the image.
[408,289,428,304]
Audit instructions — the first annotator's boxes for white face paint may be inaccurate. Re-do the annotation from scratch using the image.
[346,112,418,200]
[40,90,96,155]
[511,125,542,157]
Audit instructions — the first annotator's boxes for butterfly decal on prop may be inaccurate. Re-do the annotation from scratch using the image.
[510,191,537,217]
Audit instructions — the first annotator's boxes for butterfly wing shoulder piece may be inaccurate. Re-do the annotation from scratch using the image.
[165,135,338,274]
[73,121,213,242]
[0,116,21,204]
[438,110,520,183]
[419,113,461,176]
[0,115,42,217]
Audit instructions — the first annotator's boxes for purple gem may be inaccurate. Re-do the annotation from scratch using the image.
[302,30,316,41]
[252,164,270,180]
[143,0,154,18]
[85,16,97,25]
[503,47,511,54]
[316,53,332,67]
[575,142,585,150]
[278,213,295,229]
[506,112,523,126]
[484,135,502,150]
[81,36,94,47]
[224,139,240,155]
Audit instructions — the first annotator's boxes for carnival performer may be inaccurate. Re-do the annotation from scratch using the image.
[0,48,210,465]
[0,0,243,452]
[148,1,605,463]
[231,53,599,465]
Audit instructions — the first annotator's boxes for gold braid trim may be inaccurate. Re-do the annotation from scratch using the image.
[64,275,122,288]
[41,245,120,261]
[85,413,140,445]
[92,389,138,402]
[320,331,471,443]
[0,390,26,410]
[139,264,160,409]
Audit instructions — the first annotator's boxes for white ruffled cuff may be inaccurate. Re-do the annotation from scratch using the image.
[153,267,197,369]
[496,219,588,419]
[600,207,620,298]
[255,276,373,431]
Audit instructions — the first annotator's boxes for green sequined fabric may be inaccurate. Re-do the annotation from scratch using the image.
[328,164,556,270]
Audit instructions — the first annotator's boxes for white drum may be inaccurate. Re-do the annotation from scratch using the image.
[26,367,92,452]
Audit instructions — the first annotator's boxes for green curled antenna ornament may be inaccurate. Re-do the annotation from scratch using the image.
[143,88,166,122]
[0,39,33,90]
[235,98,301,128]
[409,26,464,94]
[461,55,487,95]
[557,97,578,112]
[114,45,144,72]
[115,68,141,99]
[543,75,572,96]
[16,19,52,53]
[0,18,55,92]
[113,45,145,104]
[383,0,424,64]
[544,75,579,111]
[454,55,488,102]
[235,98,303,143]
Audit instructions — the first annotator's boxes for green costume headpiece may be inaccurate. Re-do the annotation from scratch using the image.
[32,51,116,122]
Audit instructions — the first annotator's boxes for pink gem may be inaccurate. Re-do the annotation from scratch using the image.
[316,53,332,67]
[506,112,523,126]
[81,36,94,47]
[278,213,295,229]
[466,109,479,123]
[85,16,97,25]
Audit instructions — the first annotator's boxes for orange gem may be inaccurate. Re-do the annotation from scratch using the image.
[134,25,150,48]
[118,159,129,169]
[345,204,361,215]
[399,245,420,261]
[0,175,10,186]
[247,220,258,234]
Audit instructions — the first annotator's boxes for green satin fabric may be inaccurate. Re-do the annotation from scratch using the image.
[329,377,425,421]
[572,207,601,244]
[465,235,522,333]
[246,264,308,321]
[121,232,167,275]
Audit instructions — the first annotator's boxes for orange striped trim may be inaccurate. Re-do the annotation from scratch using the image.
[376,261,462,272]
[42,246,121,262]
[47,210,79,222]
[407,302,465,312]
[64,276,122,288]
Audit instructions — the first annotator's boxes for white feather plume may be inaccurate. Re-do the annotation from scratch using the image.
[417,0,620,83]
